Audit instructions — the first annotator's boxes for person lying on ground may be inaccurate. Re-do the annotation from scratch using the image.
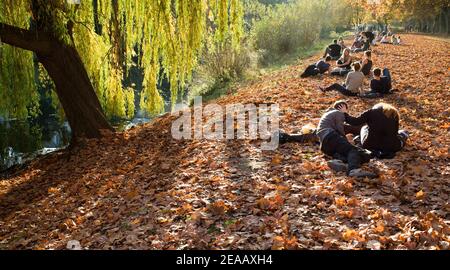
[360,50,373,77]
[323,39,342,60]
[380,35,390,44]
[342,103,409,159]
[278,101,376,178]
[360,68,392,98]
[320,62,365,97]
[300,56,332,78]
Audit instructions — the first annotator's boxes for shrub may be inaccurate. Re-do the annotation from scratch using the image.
[252,0,335,64]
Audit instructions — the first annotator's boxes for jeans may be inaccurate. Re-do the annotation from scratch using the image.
[325,83,358,97]
[320,130,372,172]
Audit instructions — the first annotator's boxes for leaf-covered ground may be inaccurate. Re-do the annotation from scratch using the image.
[0,34,449,250]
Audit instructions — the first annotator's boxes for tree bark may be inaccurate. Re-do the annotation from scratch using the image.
[0,22,114,141]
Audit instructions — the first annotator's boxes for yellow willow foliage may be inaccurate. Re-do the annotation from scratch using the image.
[0,0,244,120]
[0,0,39,119]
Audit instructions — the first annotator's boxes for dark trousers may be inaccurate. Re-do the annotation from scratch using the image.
[383,68,392,90]
[325,83,358,97]
[279,132,319,144]
[356,126,408,159]
[321,130,372,172]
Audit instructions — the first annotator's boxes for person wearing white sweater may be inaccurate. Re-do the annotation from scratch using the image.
[319,62,365,96]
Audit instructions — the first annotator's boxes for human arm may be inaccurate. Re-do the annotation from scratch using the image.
[344,110,371,126]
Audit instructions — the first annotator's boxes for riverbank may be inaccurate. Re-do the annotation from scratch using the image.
[0,34,448,250]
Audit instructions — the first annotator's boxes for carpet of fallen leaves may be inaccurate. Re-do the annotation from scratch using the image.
[0,34,449,250]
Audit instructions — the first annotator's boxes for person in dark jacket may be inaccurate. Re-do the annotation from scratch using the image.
[343,103,409,159]
[362,31,375,44]
[301,56,332,78]
[323,40,343,60]
[278,101,376,178]
[360,50,373,76]
[360,68,392,98]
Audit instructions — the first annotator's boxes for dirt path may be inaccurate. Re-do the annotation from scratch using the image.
[0,34,449,250]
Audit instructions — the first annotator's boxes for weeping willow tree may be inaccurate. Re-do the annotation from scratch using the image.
[0,0,244,140]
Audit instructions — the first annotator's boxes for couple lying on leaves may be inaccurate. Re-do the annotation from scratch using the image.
[278,101,409,178]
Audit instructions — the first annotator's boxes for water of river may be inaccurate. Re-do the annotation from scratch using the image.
[0,116,151,172]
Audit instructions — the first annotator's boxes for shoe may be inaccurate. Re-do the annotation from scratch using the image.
[319,86,326,92]
[399,130,410,141]
[327,160,348,172]
[332,153,348,163]
[277,131,289,145]
[348,169,378,179]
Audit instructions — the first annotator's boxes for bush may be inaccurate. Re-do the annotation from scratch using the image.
[252,0,335,64]
[188,38,258,102]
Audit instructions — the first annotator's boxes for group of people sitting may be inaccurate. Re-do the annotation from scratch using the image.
[301,31,399,98]
[294,30,409,178]
[278,101,409,178]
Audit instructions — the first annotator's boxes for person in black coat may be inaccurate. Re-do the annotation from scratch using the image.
[343,103,409,159]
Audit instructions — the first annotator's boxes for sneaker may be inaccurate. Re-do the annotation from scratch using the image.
[348,169,378,179]
[277,131,289,145]
[327,160,348,172]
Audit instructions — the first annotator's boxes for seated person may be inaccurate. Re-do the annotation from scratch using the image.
[323,40,343,60]
[338,37,347,49]
[392,35,399,45]
[375,32,383,43]
[279,101,376,178]
[360,68,392,98]
[343,103,409,159]
[320,62,365,97]
[360,50,373,76]
[352,37,370,53]
[336,49,353,69]
[362,31,375,44]
[394,36,402,45]
[301,56,332,78]
[351,36,363,50]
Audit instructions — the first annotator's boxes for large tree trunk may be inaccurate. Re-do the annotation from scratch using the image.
[0,23,114,141]
[37,44,114,140]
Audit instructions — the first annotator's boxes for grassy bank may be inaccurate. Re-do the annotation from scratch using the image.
[188,31,353,104]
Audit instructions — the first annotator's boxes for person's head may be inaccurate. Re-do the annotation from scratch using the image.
[373,68,382,78]
[352,62,362,72]
[325,56,332,62]
[333,39,338,44]
[333,100,349,113]
[343,48,350,57]
[364,50,372,59]
[373,103,400,121]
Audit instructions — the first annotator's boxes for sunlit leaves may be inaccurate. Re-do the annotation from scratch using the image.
[0,0,245,120]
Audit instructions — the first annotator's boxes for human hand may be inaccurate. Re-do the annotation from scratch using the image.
[336,104,348,113]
